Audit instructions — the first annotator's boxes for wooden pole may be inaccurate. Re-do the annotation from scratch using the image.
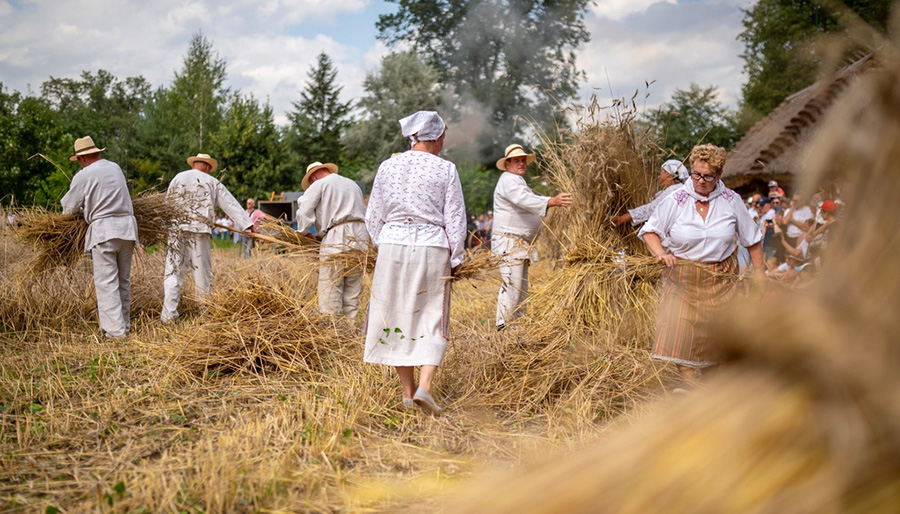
[213,223,313,251]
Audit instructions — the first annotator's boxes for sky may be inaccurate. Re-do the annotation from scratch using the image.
[0,0,754,126]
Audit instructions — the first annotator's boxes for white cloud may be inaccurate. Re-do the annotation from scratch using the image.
[591,0,677,21]
[578,0,751,114]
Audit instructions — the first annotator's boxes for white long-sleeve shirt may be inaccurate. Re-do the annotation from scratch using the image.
[296,173,369,256]
[639,186,761,263]
[166,169,252,234]
[61,158,138,252]
[365,150,467,267]
[491,172,549,242]
[627,183,683,225]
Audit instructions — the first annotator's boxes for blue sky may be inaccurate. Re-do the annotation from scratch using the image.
[0,0,753,126]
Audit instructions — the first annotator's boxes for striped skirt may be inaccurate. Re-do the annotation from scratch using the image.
[652,253,740,368]
[363,244,452,367]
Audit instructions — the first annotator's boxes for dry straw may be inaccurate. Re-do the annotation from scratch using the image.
[435,14,900,514]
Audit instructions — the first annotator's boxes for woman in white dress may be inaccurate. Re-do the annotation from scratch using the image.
[364,111,467,415]
[639,144,764,388]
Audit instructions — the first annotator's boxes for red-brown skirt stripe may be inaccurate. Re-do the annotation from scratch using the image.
[651,253,740,368]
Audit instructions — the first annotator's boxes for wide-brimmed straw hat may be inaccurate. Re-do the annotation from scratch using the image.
[187,153,219,172]
[496,144,536,171]
[301,162,338,190]
[68,136,106,161]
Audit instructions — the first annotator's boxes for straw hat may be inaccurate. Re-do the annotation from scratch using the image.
[496,144,536,171]
[68,136,106,161]
[301,162,338,190]
[187,153,219,172]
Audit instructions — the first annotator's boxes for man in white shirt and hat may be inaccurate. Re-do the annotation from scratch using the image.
[61,136,138,338]
[492,143,573,330]
[161,153,253,323]
[296,161,369,320]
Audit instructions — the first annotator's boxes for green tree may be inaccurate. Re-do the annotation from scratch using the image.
[136,32,230,183]
[343,51,443,173]
[40,70,151,181]
[377,0,590,163]
[642,84,740,157]
[286,53,352,171]
[212,93,291,200]
[0,84,69,205]
[738,0,892,128]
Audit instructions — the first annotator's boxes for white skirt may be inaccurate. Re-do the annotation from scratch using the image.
[363,244,451,366]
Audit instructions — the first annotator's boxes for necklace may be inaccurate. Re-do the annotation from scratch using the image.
[697,201,709,214]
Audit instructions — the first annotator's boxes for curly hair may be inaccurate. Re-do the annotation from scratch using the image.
[689,144,727,173]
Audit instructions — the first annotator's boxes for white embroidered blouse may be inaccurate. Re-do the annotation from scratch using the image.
[639,183,762,263]
[365,150,467,267]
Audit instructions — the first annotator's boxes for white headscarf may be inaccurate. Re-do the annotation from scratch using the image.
[661,159,689,183]
[399,111,446,147]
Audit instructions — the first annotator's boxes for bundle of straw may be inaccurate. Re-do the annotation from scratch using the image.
[132,191,193,248]
[162,276,357,376]
[14,209,88,272]
[258,220,319,250]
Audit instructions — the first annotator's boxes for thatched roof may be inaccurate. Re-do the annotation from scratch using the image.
[722,53,876,192]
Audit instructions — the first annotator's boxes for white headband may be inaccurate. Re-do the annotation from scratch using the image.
[399,111,446,147]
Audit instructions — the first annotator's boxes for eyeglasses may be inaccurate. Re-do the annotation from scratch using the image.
[690,171,718,182]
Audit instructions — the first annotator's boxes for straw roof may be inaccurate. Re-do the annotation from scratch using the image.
[722,53,876,192]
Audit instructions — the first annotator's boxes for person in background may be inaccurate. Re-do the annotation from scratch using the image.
[610,159,689,228]
[241,198,274,258]
[639,144,764,390]
[295,161,369,321]
[491,143,573,331]
[61,136,138,339]
[768,180,785,199]
[363,111,466,415]
[161,153,253,323]
[782,192,814,248]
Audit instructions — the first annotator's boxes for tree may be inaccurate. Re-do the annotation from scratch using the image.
[343,51,443,168]
[40,70,151,181]
[286,53,352,171]
[212,94,291,200]
[642,84,740,158]
[377,0,590,163]
[136,32,230,183]
[0,84,69,205]
[738,0,892,128]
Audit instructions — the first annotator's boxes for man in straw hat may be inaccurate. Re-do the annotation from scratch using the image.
[295,161,369,321]
[161,153,253,323]
[364,110,466,415]
[61,136,139,338]
[491,143,573,331]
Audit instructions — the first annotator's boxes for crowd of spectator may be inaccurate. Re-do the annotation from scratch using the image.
[466,211,493,249]
[746,180,843,287]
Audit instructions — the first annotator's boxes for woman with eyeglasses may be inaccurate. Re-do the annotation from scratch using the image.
[638,144,765,389]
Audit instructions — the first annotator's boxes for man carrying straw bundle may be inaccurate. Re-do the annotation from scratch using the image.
[491,144,573,331]
[161,153,253,323]
[61,136,138,339]
[295,161,368,321]
[363,111,466,415]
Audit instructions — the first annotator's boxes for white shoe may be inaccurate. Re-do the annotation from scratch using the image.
[413,388,443,415]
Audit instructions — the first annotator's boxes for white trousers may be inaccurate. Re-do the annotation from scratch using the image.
[91,239,134,337]
[318,261,363,321]
[495,257,530,327]
[161,232,212,322]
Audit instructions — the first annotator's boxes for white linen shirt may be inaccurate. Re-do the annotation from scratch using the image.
[296,173,369,256]
[166,169,252,234]
[61,158,138,252]
[366,150,467,267]
[627,183,683,225]
[785,205,813,238]
[639,185,762,263]
[491,172,549,242]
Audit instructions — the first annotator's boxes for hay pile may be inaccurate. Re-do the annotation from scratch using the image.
[159,272,359,377]
[14,191,192,272]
